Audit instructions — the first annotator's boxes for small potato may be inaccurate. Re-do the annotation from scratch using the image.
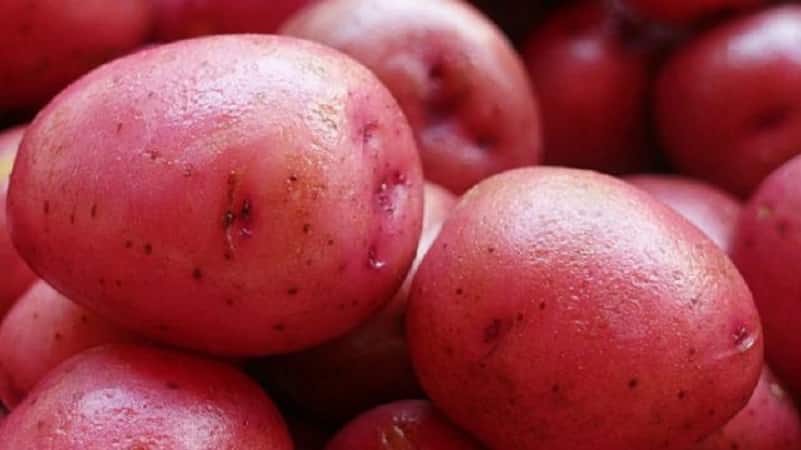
[0,344,292,449]
[695,367,801,450]
[7,35,423,356]
[282,0,542,193]
[326,400,484,450]
[732,155,801,397]
[0,0,153,111]
[0,281,141,409]
[626,175,742,254]
[154,0,313,41]
[0,126,35,316]
[253,183,456,422]
[407,168,763,450]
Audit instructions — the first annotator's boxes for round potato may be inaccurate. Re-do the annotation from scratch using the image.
[0,0,153,111]
[732,155,801,397]
[0,344,292,449]
[0,280,141,409]
[626,175,742,254]
[281,0,542,193]
[0,126,35,316]
[407,168,763,450]
[254,183,456,422]
[7,35,423,356]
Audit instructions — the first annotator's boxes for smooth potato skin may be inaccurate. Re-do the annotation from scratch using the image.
[254,183,456,422]
[0,0,153,110]
[282,0,542,194]
[732,155,801,397]
[7,35,423,356]
[325,400,484,450]
[407,168,763,450]
[694,367,801,450]
[154,0,313,41]
[0,126,35,316]
[617,0,766,26]
[0,344,292,450]
[627,175,742,254]
[656,6,801,197]
[0,281,141,409]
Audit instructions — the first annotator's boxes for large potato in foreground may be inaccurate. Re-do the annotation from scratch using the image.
[0,345,292,449]
[407,168,763,450]
[7,35,423,356]
[282,0,542,193]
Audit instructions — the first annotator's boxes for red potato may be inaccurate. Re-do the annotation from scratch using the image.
[656,6,801,197]
[407,168,763,450]
[0,126,35,316]
[732,155,801,397]
[282,0,542,194]
[154,0,314,41]
[523,0,654,173]
[0,344,292,449]
[615,0,766,26]
[694,367,801,450]
[0,0,153,111]
[7,35,424,356]
[0,281,142,409]
[253,183,456,422]
[626,175,742,254]
[326,400,484,450]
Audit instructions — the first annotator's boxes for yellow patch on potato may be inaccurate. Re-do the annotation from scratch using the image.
[0,152,15,181]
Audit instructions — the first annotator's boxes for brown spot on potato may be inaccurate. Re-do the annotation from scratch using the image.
[303,224,311,234]
[287,287,299,296]
[288,175,298,183]
[484,319,503,343]
[54,332,62,341]
[98,278,105,286]
[43,200,49,215]
[273,323,286,332]
[777,220,790,237]
[114,280,122,287]
[455,288,463,295]
[327,239,335,246]
[487,247,496,254]
[143,243,152,255]
[192,268,203,280]
[36,420,45,430]
[80,315,88,324]
[628,378,639,389]
[539,302,547,310]
[678,390,687,399]
[125,241,133,249]
[69,213,75,224]
[116,122,123,133]
[551,384,560,393]
[165,382,179,390]
[90,204,97,218]
[224,298,234,307]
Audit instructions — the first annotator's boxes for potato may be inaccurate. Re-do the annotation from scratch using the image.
[7,35,424,356]
[0,0,153,111]
[626,175,742,254]
[694,367,801,450]
[0,344,292,449]
[252,182,456,422]
[0,126,35,316]
[281,0,542,193]
[154,0,313,41]
[407,168,763,450]
[732,155,801,397]
[0,280,142,409]
[326,400,484,450]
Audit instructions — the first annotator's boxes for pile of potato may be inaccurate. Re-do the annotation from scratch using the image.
[1,0,801,449]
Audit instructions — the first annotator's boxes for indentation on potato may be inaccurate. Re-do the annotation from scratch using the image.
[375,171,409,215]
[381,424,415,450]
[367,245,386,270]
[733,325,756,352]
[752,105,793,132]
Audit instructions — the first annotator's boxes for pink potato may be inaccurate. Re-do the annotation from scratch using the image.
[0,344,292,449]
[282,0,542,194]
[656,6,801,197]
[694,367,801,450]
[616,0,767,26]
[253,182,456,422]
[325,400,484,450]
[732,155,801,397]
[0,126,35,316]
[0,0,153,111]
[523,0,654,174]
[626,175,742,254]
[154,0,314,41]
[7,35,424,356]
[0,280,142,409]
[407,168,763,450]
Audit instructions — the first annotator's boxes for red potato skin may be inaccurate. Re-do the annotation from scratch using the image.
[7,35,424,356]
[694,367,801,450]
[0,0,153,111]
[523,0,654,174]
[325,400,484,450]
[626,175,742,254]
[0,344,292,450]
[0,281,142,409]
[253,183,456,422]
[732,155,801,397]
[0,127,35,316]
[154,0,314,41]
[282,0,542,194]
[616,0,766,26]
[656,6,801,197]
[407,168,763,450]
